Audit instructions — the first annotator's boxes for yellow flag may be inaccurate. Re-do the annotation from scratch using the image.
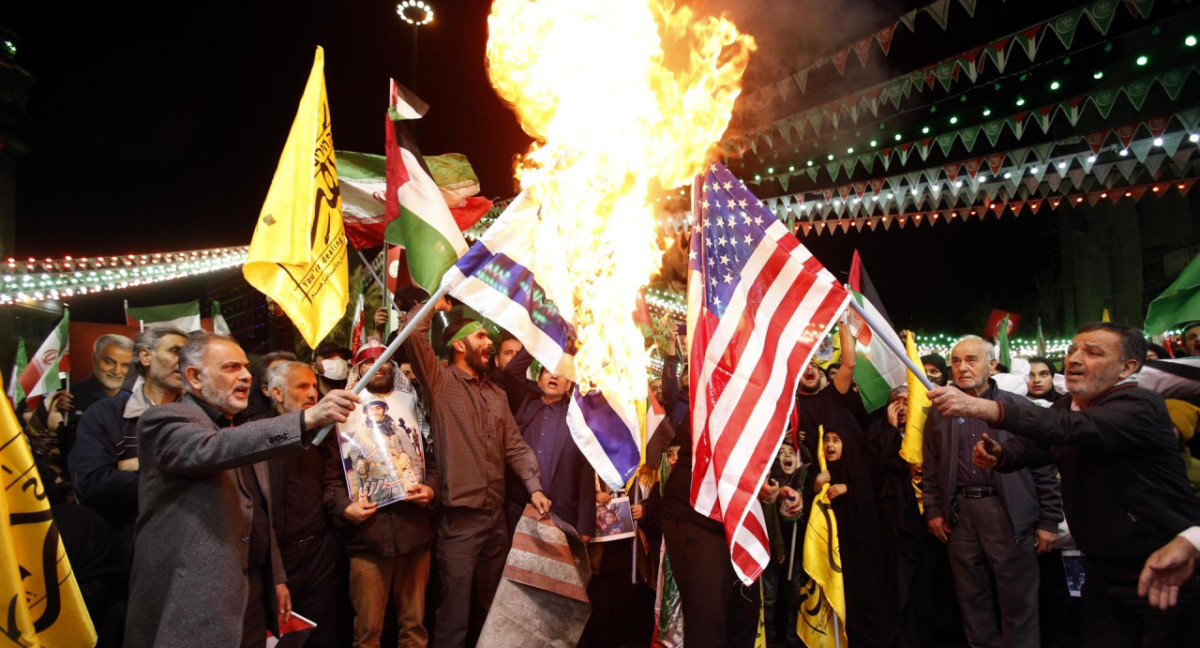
[0,375,96,647]
[901,332,929,466]
[244,46,349,348]
[797,426,848,648]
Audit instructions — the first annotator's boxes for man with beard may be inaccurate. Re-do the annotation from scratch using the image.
[68,333,137,416]
[325,345,438,648]
[501,348,594,538]
[937,323,1200,645]
[922,336,1062,648]
[1182,322,1200,357]
[126,333,358,648]
[263,361,341,648]
[405,300,549,648]
[70,326,188,553]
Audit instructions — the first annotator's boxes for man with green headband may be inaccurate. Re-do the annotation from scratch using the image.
[404,298,550,648]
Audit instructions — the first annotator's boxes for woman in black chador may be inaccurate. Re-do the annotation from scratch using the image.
[814,427,899,648]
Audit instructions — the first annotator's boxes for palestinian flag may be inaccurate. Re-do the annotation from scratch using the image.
[382,79,468,294]
[847,251,906,412]
[18,310,70,408]
[125,299,202,332]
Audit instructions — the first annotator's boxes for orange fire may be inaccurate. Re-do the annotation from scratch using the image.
[486,0,754,403]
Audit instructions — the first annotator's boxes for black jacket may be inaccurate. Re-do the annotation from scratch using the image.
[69,391,140,551]
[996,383,1200,572]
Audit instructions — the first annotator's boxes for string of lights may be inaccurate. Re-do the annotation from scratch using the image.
[0,246,249,305]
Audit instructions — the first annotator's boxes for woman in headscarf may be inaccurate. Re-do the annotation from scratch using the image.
[814,427,899,648]
[921,353,949,387]
[1025,356,1064,403]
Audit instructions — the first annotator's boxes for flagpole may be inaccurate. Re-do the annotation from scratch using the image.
[846,298,963,424]
[846,298,935,392]
[311,283,449,446]
[787,519,797,581]
[382,243,393,341]
[356,249,401,322]
[833,607,841,648]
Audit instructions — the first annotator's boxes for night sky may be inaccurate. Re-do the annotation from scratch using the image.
[0,1,1121,334]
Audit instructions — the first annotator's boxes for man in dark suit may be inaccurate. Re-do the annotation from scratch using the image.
[922,336,1062,648]
[501,347,595,539]
[934,322,1200,646]
[124,333,358,648]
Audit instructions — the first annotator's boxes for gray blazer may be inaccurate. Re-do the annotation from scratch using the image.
[922,382,1063,540]
[124,394,308,647]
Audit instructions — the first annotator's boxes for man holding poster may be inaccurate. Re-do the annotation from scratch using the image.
[324,345,438,648]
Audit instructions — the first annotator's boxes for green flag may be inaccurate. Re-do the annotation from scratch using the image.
[1145,253,1200,335]
[8,337,27,406]
[997,314,1012,367]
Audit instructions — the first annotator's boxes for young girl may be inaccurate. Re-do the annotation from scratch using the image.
[814,428,899,648]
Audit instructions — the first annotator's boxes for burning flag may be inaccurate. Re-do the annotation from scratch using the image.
[485,0,754,405]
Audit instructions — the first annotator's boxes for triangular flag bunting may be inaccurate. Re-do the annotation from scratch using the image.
[1125,79,1153,111]
[853,37,873,66]
[1130,139,1153,163]
[832,47,851,75]
[1159,69,1189,102]
[1161,131,1186,157]
[1143,153,1165,177]
[983,120,1007,147]
[1068,167,1087,189]
[1092,162,1113,184]
[926,0,953,30]
[1013,26,1042,62]
[1147,115,1171,138]
[1086,128,1110,154]
[986,152,1008,176]
[985,37,1012,73]
[1062,97,1086,126]
[965,157,985,179]
[1115,122,1138,149]
[776,78,793,103]
[1125,0,1155,20]
[1114,158,1139,181]
[899,10,919,31]
[876,23,898,55]
[1086,0,1120,36]
[1049,8,1085,49]
[1091,88,1120,119]
[794,69,809,95]
[959,0,979,17]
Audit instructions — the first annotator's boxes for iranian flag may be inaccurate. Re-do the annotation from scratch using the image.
[338,151,390,250]
[18,310,70,408]
[125,299,202,332]
[382,79,468,294]
[847,251,907,412]
[212,300,231,336]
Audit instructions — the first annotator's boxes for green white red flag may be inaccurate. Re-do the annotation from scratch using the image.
[18,310,70,408]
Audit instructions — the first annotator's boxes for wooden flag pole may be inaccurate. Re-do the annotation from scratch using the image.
[311,283,450,446]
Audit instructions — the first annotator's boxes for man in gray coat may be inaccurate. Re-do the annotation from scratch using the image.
[922,336,1063,648]
[124,333,358,648]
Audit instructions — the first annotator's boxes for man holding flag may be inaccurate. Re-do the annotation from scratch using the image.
[661,162,846,647]
[403,298,549,648]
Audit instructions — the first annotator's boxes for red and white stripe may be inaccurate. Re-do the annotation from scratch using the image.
[687,218,849,584]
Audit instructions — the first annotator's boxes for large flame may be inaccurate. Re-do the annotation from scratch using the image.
[487,0,754,403]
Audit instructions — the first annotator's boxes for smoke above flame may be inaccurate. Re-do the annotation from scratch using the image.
[486,0,754,403]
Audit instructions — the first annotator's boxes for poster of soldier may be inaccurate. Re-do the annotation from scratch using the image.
[336,392,425,507]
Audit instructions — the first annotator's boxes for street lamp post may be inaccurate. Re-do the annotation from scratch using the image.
[396,1,433,92]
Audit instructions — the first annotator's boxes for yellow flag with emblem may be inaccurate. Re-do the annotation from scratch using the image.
[797,426,848,648]
[901,331,930,466]
[244,46,349,348]
[0,375,96,647]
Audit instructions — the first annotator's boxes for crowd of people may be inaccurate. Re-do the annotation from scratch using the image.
[13,297,1200,648]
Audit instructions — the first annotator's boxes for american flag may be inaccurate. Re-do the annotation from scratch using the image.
[687,162,849,584]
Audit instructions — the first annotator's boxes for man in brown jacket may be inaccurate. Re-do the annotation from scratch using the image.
[405,299,551,648]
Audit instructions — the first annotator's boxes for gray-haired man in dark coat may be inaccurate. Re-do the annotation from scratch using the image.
[124,333,358,648]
